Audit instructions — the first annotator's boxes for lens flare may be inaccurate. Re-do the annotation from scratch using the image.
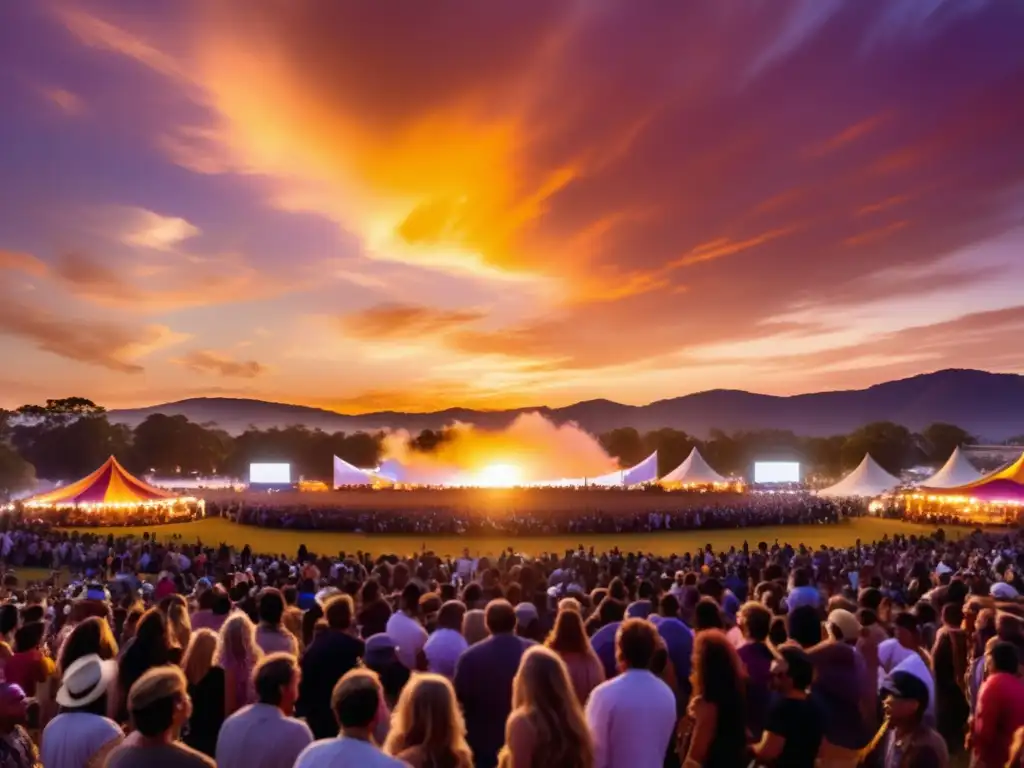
[475,463,521,488]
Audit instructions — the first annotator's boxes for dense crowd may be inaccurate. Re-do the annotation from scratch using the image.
[1,517,1024,767]
[217,494,863,534]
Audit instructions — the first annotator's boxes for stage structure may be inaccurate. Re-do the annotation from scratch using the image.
[816,454,900,498]
[919,451,1024,503]
[915,447,982,489]
[332,455,390,488]
[659,448,731,488]
[18,456,203,515]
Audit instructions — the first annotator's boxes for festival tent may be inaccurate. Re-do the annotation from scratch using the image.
[816,454,901,498]
[916,447,982,489]
[659,448,727,486]
[588,451,659,487]
[22,456,182,508]
[919,451,1024,503]
[332,455,377,487]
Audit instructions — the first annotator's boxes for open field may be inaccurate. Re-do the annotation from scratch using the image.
[59,516,973,559]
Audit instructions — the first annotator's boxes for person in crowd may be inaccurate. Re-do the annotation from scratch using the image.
[0,605,18,668]
[364,634,411,713]
[4,621,54,699]
[454,599,534,768]
[970,641,1024,768]
[293,668,407,768]
[499,646,593,768]
[384,673,473,768]
[678,628,748,768]
[586,619,676,768]
[931,603,968,755]
[188,586,221,633]
[216,612,262,716]
[545,604,604,705]
[357,580,392,639]
[162,596,192,658]
[57,615,119,675]
[104,666,214,768]
[386,582,429,671]
[254,588,298,656]
[424,600,468,679]
[880,671,948,768]
[735,601,773,741]
[298,594,366,741]
[180,628,225,758]
[651,594,693,702]
[117,608,174,717]
[966,608,996,715]
[462,610,488,646]
[41,654,122,768]
[215,653,312,768]
[0,682,37,768]
[750,644,825,767]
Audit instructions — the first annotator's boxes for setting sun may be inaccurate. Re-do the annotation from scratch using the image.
[475,463,522,488]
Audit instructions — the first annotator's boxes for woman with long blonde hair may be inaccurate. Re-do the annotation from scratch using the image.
[498,646,594,768]
[216,613,262,715]
[384,673,473,768]
[162,595,193,657]
[545,606,605,705]
[181,628,225,758]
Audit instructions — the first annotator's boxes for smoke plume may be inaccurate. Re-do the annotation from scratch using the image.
[380,412,618,485]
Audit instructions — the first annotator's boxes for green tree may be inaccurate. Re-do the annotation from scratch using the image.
[920,423,975,463]
[11,397,127,480]
[130,414,232,476]
[841,421,914,475]
[640,428,696,477]
[599,427,645,466]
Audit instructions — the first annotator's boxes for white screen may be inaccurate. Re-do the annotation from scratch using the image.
[754,462,800,483]
[249,463,291,484]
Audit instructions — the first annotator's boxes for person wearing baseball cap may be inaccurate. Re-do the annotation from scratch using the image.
[41,654,122,768]
[880,671,947,768]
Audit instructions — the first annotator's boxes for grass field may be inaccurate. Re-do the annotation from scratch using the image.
[59,515,968,560]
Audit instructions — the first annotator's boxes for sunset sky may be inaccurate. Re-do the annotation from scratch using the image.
[1,0,1023,414]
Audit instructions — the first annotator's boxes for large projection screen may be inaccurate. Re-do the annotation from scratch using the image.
[754,461,800,483]
[249,463,291,484]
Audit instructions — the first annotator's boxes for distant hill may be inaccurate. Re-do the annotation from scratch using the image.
[108,369,1024,440]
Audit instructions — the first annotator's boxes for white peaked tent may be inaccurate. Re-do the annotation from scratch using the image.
[660,448,727,486]
[332,456,376,487]
[917,447,982,489]
[817,454,901,498]
[589,451,659,487]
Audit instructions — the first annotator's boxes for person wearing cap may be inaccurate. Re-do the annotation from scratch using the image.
[751,644,825,767]
[41,654,122,768]
[0,682,37,768]
[293,669,405,768]
[215,653,312,768]
[105,666,214,768]
[970,641,1024,768]
[880,670,948,768]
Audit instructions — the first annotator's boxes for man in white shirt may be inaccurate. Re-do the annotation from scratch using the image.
[586,619,677,768]
[293,669,407,768]
[216,654,312,768]
[424,601,468,678]
[386,582,428,670]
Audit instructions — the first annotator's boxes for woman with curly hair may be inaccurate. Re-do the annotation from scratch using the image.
[498,645,593,768]
[680,628,748,768]
[384,673,472,768]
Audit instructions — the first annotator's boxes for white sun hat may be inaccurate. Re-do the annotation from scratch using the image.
[55,654,118,708]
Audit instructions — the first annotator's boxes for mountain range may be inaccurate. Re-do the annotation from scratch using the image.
[107,369,1024,440]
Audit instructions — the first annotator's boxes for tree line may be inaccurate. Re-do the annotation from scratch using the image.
[0,396,996,498]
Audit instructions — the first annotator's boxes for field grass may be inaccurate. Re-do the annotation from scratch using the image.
[58,515,968,560]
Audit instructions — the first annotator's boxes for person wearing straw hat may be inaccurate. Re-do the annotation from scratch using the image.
[41,654,122,768]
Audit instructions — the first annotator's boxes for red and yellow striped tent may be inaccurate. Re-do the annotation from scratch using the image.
[24,456,178,507]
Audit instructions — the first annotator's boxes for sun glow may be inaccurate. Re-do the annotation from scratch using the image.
[475,463,522,488]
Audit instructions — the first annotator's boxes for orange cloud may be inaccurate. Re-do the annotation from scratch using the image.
[671,227,798,268]
[843,220,909,247]
[0,250,48,278]
[41,86,84,115]
[339,303,487,341]
[805,113,891,158]
[174,349,265,378]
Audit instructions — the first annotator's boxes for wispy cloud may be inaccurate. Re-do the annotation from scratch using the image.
[174,349,266,378]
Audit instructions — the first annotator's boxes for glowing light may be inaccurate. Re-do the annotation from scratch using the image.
[475,463,522,488]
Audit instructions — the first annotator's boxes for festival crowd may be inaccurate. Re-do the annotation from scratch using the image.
[0,515,1024,767]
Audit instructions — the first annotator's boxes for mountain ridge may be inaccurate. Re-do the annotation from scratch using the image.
[107,369,1024,440]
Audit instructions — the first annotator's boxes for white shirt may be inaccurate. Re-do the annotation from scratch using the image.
[585,669,676,768]
[41,712,122,768]
[294,736,408,768]
[386,611,428,670]
[424,628,468,679]
[215,702,313,768]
